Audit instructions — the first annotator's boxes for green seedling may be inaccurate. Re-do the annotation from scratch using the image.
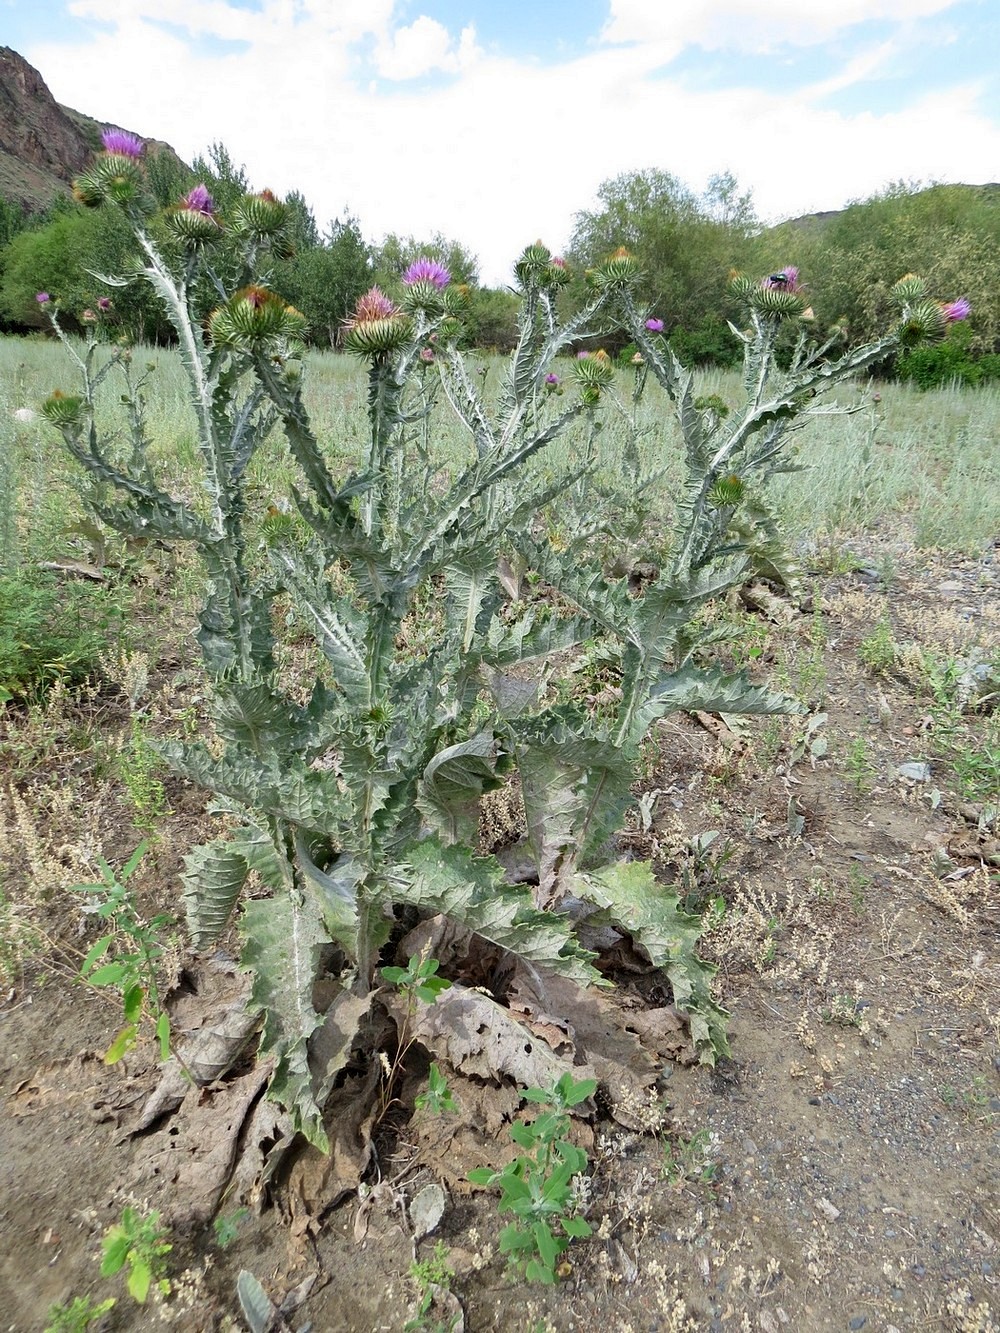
[415,1062,459,1115]
[469,1073,596,1284]
[43,1296,116,1333]
[661,1127,719,1187]
[213,1206,251,1249]
[404,1242,459,1333]
[71,842,177,1068]
[379,954,453,1121]
[99,1206,171,1304]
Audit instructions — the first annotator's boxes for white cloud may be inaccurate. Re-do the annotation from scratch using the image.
[24,2,1000,288]
[375,16,480,80]
[602,0,962,50]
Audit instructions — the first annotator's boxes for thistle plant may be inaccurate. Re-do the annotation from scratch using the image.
[43,130,961,1153]
[41,140,659,1146]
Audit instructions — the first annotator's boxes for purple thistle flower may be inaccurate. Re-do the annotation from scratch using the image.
[943,297,971,322]
[545,373,559,385]
[97,296,112,311]
[645,318,664,332]
[184,183,215,216]
[101,127,145,159]
[347,287,402,325]
[402,257,450,289]
[36,292,51,304]
[764,266,801,292]
[420,347,435,363]
[576,349,590,359]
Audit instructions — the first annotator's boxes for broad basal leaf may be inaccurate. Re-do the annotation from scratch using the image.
[240,892,331,1149]
[397,837,601,987]
[507,706,634,906]
[295,837,360,955]
[575,860,729,1063]
[629,662,802,745]
[416,731,502,845]
[182,837,250,949]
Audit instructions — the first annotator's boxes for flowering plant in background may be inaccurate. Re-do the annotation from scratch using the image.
[942,297,971,323]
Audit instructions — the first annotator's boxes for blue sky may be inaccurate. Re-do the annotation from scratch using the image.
[5,0,999,284]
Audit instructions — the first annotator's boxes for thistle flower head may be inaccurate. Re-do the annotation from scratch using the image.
[209,286,306,349]
[763,265,801,291]
[36,292,50,304]
[184,183,215,216]
[645,318,664,332]
[403,257,450,289]
[101,128,144,158]
[342,286,411,357]
[348,287,401,324]
[545,373,560,385]
[41,389,86,428]
[97,296,112,311]
[942,297,971,323]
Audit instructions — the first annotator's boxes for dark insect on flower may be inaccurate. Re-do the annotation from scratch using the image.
[767,273,790,286]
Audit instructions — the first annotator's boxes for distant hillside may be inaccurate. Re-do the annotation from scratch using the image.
[0,46,186,214]
[779,183,1000,235]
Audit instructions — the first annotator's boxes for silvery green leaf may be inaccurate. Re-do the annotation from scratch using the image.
[270,545,370,708]
[156,742,353,834]
[236,1269,277,1333]
[409,1183,446,1241]
[396,837,601,986]
[295,837,360,954]
[241,892,330,1149]
[181,837,250,949]
[575,860,729,1063]
[630,663,802,743]
[508,707,634,904]
[416,732,501,845]
[212,682,310,754]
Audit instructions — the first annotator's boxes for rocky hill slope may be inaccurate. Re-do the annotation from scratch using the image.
[0,46,184,212]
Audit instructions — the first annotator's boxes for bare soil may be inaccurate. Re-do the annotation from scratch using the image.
[1,535,997,1333]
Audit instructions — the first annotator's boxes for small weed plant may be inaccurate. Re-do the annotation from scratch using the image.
[380,954,452,1119]
[660,1126,720,1188]
[212,1207,251,1249]
[43,1296,116,1333]
[72,842,177,1067]
[469,1073,596,1284]
[117,715,171,832]
[415,1061,459,1115]
[404,1241,459,1333]
[844,735,878,794]
[99,1205,172,1304]
[859,618,896,675]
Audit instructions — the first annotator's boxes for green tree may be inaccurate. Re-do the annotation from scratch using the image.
[777,182,1000,355]
[374,231,479,287]
[272,215,372,346]
[566,168,758,344]
[0,207,171,339]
